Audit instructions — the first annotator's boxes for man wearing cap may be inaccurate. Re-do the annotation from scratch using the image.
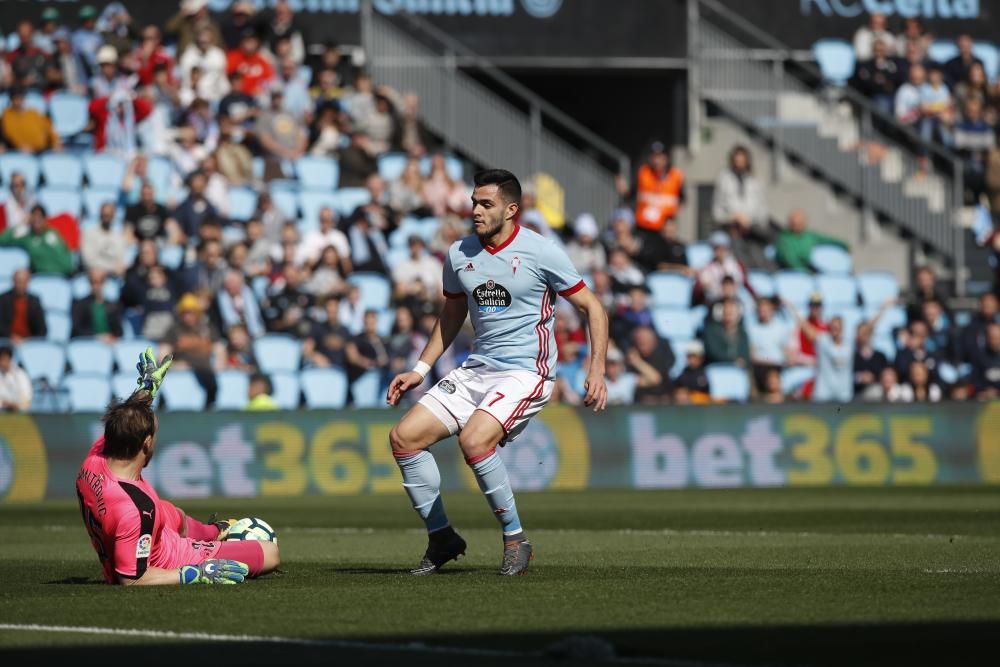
[34,7,63,55]
[566,213,607,274]
[674,340,711,404]
[695,230,755,305]
[775,209,849,273]
[0,86,61,153]
[634,141,685,242]
[91,45,127,98]
[161,293,220,409]
[0,344,32,412]
[72,5,102,72]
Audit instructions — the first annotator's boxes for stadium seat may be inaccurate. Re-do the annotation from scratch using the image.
[928,40,959,63]
[254,335,302,373]
[652,307,700,341]
[160,370,207,411]
[685,242,712,270]
[0,152,40,188]
[747,270,775,298]
[38,188,82,218]
[873,333,897,361]
[872,304,907,337]
[83,154,127,189]
[331,187,372,217]
[857,271,899,308]
[49,93,89,137]
[298,191,336,227]
[147,156,174,202]
[23,90,47,114]
[63,374,112,412]
[812,39,856,86]
[774,271,816,309]
[0,247,29,280]
[647,272,693,308]
[301,368,349,409]
[347,272,391,311]
[17,340,66,385]
[71,273,121,302]
[271,372,301,409]
[816,274,858,308]
[376,309,396,337]
[780,366,816,396]
[936,361,959,385]
[113,339,154,373]
[215,370,250,410]
[112,372,146,402]
[46,310,71,343]
[386,247,409,269]
[296,156,339,190]
[668,338,689,378]
[420,155,464,181]
[973,41,999,82]
[389,218,426,248]
[229,187,258,221]
[351,370,383,408]
[270,188,299,220]
[377,152,408,182]
[251,275,270,302]
[809,244,853,274]
[67,339,114,376]
[40,153,83,188]
[706,364,751,402]
[82,188,120,220]
[29,274,72,312]
[159,244,185,270]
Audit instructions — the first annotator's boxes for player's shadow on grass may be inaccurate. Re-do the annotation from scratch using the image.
[44,576,105,585]
[330,566,473,575]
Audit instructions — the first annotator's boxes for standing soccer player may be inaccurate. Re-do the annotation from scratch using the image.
[386,169,609,576]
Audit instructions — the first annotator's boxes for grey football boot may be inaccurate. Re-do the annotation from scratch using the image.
[499,536,533,576]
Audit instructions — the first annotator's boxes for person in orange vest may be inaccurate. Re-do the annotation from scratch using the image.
[634,141,685,242]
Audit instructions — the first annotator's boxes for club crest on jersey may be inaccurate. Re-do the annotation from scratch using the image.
[136,534,151,558]
[474,280,512,314]
[463,262,475,272]
[438,379,457,394]
[511,256,521,275]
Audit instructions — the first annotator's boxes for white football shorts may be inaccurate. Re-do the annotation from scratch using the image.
[419,360,554,444]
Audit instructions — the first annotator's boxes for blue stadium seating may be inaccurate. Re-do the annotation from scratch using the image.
[780,366,816,396]
[389,218,425,248]
[813,40,855,86]
[377,153,408,182]
[215,370,250,410]
[83,154,127,189]
[67,339,114,376]
[229,187,258,221]
[82,188,119,220]
[747,270,775,298]
[347,272,391,311]
[251,275,270,302]
[668,338,689,378]
[46,311,71,343]
[29,274,72,312]
[419,155,464,181]
[936,361,959,385]
[973,41,999,82]
[685,242,712,270]
[296,156,339,190]
[0,247,29,280]
[23,90,47,114]
[298,191,336,227]
[928,40,959,63]
[301,368,350,409]
[147,156,174,202]
[647,272,693,308]
[160,370,207,411]
[706,364,750,402]
[0,152,40,187]
[385,247,409,269]
[159,245,185,270]
[17,341,66,385]
[113,339,154,373]
[270,188,299,220]
[810,244,853,274]
[774,271,816,309]
[873,333,897,361]
[271,372,301,409]
[816,274,858,308]
[331,187,371,217]
[351,370,383,408]
[40,153,83,188]
[652,307,700,340]
[38,188,83,218]
[254,335,302,373]
[64,374,112,412]
[49,93,89,137]
[872,304,907,337]
[857,271,899,308]
[376,309,396,337]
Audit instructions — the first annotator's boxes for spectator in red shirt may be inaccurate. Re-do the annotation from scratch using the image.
[88,91,153,156]
[790,291,830,365]
[226,31,274,97]
[132,25,175,87]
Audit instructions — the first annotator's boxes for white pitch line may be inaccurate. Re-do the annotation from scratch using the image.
[0,623,713,666]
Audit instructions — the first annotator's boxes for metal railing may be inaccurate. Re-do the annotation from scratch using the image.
[690,0,966,294]
[361,4,628,225]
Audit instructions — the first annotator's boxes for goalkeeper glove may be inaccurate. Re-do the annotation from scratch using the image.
[179,559,249,585]
[136,346,173,398]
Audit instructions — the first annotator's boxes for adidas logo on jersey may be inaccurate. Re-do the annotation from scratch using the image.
[464,262,475,272]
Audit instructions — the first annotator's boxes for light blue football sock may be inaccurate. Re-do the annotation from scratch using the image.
[395,450,451,534]
[468,449,523,538]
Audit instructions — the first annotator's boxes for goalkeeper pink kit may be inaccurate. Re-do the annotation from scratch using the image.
[76,438,263,582]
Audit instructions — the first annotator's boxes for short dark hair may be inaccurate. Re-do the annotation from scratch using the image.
[0,345,12,360]
[249,372,273,395]
[102,392,156,459]
[474,169,521,205]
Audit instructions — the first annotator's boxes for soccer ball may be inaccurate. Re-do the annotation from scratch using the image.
[225,517,278,544]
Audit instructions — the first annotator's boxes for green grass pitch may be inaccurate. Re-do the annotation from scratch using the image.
[2,488,999,665]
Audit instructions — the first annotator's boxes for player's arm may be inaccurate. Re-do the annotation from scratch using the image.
[118,561,249,586]
[564,286,609,411]
[387,296,468,405]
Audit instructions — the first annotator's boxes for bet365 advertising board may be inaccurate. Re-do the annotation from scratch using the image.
[2,403,999,502]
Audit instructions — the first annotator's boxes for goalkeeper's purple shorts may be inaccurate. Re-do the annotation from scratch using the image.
[213,541,265,577]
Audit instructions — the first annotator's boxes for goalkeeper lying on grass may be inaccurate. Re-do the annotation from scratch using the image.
[75,348,280,585]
